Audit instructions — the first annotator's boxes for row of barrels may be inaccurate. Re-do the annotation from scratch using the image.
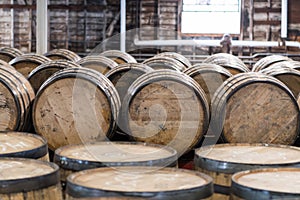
[0,47,300,199]
[0,47,300,154]
[1,131,300,199]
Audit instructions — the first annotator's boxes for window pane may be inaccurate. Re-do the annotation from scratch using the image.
[182,0,241,34]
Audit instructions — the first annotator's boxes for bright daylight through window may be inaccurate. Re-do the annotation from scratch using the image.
[181,0,241,34]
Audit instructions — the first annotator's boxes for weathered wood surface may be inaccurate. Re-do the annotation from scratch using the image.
[77,55,118,74]
[105,63,153,102]
[211,72,299,145]
[120,70,209,156]
[0,131,49,161]
[28,60,81,93]
[9,54,51,77]
[33,67,120,150]
[231,168,300,199]
[195,143,300,200]
[44,49,81,62]
[66,167,213,200]
[0,157,63,200]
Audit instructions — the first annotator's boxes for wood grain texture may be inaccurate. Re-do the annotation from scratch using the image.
[211,72,299,145]
[9,54,51,77]
[203,53,249,75]
[184,63,232,107]
[33,68,120,150]
[105,63,153,102]
[77,55,118,74]
[28,60,81,93]
[121,70,209,156]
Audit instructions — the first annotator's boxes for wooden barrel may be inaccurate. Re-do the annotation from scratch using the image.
[0,47,23,62]
[211,72,299,144]
[99,50,137,64]
[105,63,154,102]
[66,167,213,200]
[0,66,35,131]
[77,55,118,74]
[183,63,232,106]
[194,143,300,200]
[54,142,177,185]
[142,57,187,72]
[0,131,49,161]
[44,49,81,62]
[203,53,249,75]
[260,65,300,97]
[32,67,120,150]
[154,52,192,68]
[0,157,63,200]
[0,59,14,69]
[119,69,209,156]
[9,53,52,77]
[28,60,82,93]
[251,55,292,72]
[231,168,300,199]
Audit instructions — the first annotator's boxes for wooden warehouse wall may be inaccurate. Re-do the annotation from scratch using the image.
[0,0,299,55]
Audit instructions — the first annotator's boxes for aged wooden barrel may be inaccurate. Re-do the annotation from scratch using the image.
[0,131,49,161]
[9,53,52,77]
[32,67,120,150]
[54,142,177,185]
[77,55,118,74]
[0,59,14,69]
[28,60,82,93]
[99,50,137,64]
[184,63,232,106]
[44,49,81,62]
[0,66,35,131]
[66,167,213,200]
[211,72,299,144]
[261,65,300,97]
[203,53,249,75]
[0,157,63,200]
[0,47,23,62]
[142,57,186,72]
[251,55,292,72]
[154,52,192,68]
[119,69,209,156]
[231,168,300,199]
[194,143,300,200]
[105,63,154,102]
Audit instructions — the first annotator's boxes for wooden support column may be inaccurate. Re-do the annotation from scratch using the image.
[36,0,48,54]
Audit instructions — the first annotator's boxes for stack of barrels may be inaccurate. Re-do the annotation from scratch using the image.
[0,46,300,200]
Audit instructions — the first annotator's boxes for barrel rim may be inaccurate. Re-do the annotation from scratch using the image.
[66,166,213,199]
[0,131,48,159]
[194,143,300,174]
[231,167,300,199]
[54,141,178,170]
[0,157,60,193]
[0,75,22,130]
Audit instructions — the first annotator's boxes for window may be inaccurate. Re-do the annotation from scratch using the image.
[181,0,241,34]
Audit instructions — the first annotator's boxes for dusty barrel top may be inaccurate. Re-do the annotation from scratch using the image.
[55,142,176,163]
[66,166,213,199]
[0,157,60,194]
[195,143,300,166]
[0,131,47,157]
[231,168,300,199]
